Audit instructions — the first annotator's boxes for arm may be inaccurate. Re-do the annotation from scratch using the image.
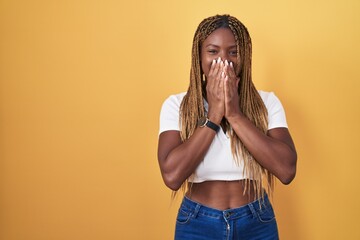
[227,115,297,184]
[158,128,216,191]
[224,64,297,184]
[157,58,226,191]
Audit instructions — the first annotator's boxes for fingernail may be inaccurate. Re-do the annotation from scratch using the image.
[230,62,233,67]
[212,59,216,65]
[221,71,225,77]
[217,57,221,63]
[225,60,228,66]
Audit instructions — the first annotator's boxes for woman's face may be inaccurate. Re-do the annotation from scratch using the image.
[200,27,238,77]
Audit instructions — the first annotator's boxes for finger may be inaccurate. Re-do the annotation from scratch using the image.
[212,57,221,77]
[208,59,216,77]
[227,62,237,80]
[208,60,221,92]
[225,64,236,89]
[219,74,226,103]
[223,61,229,78]
[223,61,234,79]
[218,70,225,88]
[225,60,229,69]
[207,59,219,91]
[223,61,230,80]
[236,77,240,87]
[215,60,224,80]
[219,72,224,92]
[224,75,230,101]
[229,62,238,85]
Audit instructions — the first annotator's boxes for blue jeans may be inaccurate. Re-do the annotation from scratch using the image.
[175,194,279,240]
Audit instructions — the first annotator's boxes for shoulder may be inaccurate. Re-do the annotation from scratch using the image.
[161,92,187,109]
[159,92,186,134]
[160,91,187,116]
[258,90,276,103]
[258,90,288,129]
[165,92,187,102]
[258,90,283,109]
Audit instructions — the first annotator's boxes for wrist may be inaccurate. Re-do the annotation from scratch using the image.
[226,112,244,124]
[197,117,220,132]
[207,113,223,125]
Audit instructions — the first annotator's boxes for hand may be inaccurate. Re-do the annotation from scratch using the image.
[224,61,241,120]
[206,57,226,124]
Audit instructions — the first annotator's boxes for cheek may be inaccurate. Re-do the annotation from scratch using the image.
[231,60,241,76]
[201,58,213,77]
[234,62,241,76]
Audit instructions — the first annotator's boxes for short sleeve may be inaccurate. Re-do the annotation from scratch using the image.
[158,93,185,134]
[263,92,288,130]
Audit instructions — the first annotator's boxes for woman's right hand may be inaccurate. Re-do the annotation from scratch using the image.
[205,57,226,124]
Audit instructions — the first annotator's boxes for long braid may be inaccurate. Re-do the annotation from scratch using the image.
[179,15,274,200]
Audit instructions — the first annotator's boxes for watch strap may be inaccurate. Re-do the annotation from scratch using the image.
[205,119,220,132]
[198,117,220,132]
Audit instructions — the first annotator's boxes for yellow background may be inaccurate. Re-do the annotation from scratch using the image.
[1,0,359,239]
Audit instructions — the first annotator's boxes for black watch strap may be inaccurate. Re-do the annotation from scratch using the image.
[198,117,220,132]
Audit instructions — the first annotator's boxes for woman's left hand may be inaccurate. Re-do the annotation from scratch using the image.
[224,61,241,120]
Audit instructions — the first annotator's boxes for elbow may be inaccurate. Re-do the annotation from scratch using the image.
[279,155,297,185]
[162,172,183,191]
[159,158,186,191]
[279,167,296,185]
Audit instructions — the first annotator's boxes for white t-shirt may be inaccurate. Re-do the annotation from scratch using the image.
[159,90,288,183]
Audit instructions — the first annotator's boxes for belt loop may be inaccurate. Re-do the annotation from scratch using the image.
[248,202,257,219]
[192,204,201,218]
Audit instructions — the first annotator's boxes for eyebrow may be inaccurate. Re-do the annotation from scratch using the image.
[205,44,237,48]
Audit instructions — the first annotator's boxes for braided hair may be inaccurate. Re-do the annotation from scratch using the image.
[179,14,273,200]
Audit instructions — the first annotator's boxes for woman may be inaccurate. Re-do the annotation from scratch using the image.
[158,14,297,240]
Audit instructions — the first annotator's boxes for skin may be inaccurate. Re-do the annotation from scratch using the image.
[158,28,297,210]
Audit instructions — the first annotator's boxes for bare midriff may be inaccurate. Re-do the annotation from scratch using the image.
[186,180,256,210]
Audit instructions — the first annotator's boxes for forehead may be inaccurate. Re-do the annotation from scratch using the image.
[202,28,236,47]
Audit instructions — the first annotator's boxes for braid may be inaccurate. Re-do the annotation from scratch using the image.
[179,14,274,200]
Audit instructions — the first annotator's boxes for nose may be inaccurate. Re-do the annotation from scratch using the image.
[219,53,229,63]
[218,56,229,65]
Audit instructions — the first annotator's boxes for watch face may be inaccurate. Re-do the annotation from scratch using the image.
[198,117,207,127]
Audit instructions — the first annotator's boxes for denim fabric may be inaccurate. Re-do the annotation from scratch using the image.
[175,193,278,240]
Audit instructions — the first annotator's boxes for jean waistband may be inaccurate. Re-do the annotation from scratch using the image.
[181,193,271,220]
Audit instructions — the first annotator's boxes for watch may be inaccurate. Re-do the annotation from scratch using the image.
[197,117,220,132]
